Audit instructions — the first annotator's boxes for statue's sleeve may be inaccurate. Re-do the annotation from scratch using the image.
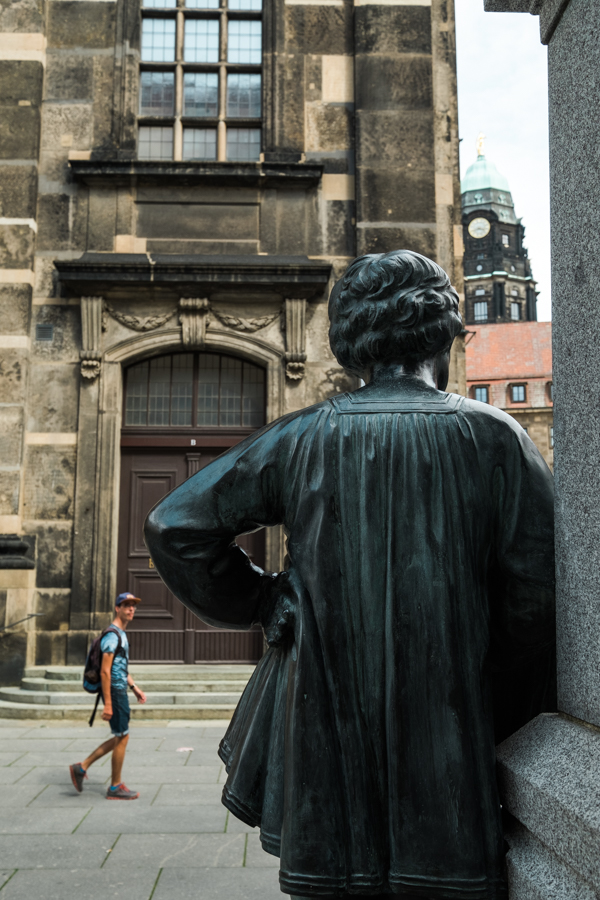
[144,421,287,631]
[490,428,556,743]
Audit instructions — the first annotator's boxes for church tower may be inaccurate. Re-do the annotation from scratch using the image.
[462,137,537,325]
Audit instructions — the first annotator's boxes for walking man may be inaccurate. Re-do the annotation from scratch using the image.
[69,592,147,799]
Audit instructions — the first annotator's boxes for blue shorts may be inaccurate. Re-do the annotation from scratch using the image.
[107,688,130,737]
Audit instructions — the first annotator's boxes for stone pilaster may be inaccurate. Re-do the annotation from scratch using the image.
[283,298,307,381]
[179,298,210,348]
[483,1,600,897]
[80,296,103,380]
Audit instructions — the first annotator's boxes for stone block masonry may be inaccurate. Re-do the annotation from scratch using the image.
[0,0,464,671]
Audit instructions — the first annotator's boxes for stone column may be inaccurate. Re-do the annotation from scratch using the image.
[484,1,600,897]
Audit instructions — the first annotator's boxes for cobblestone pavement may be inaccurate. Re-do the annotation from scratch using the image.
[0,718,280,900]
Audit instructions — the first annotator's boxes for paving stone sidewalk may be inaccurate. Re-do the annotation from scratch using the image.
[0,718,279,900]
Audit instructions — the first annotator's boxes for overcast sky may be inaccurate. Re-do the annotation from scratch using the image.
[455,0,551,321]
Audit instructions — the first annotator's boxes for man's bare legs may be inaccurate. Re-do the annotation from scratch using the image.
[110,734,129,786]
[81,733,129,785]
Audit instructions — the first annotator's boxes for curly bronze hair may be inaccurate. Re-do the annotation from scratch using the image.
[328,250,462,376]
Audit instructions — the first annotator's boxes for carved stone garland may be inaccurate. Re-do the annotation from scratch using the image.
[103,302,175,333]
[210,310,279,333]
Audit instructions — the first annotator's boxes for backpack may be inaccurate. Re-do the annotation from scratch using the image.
[83,625,123,693]
[83,626,123,727]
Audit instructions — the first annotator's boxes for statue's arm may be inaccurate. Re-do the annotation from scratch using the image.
[144,426,285,630]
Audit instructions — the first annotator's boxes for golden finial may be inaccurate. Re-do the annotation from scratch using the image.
[476,132,486,158]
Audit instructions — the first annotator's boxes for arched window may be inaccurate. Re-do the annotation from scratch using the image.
[124,352,265,428]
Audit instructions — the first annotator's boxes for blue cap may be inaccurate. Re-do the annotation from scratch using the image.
[115,592,141,606]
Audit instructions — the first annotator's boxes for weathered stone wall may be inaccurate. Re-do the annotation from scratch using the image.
[0,0,464,670]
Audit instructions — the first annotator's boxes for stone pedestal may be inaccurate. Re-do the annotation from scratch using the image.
[484,0,600,896]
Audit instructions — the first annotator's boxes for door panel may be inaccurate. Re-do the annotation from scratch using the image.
[128,470,178,557]
[118,446,265,663]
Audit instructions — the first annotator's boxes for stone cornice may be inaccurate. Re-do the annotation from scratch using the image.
[69,159,323,189]
[54,253,332,300]
[483,0,572,43]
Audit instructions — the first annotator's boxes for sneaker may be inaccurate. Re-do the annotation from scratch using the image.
[69,763,88,793]
[106,783,139,800]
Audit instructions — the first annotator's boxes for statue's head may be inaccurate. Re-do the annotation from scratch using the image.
[328,250,462,378]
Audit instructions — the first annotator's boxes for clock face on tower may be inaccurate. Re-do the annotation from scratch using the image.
[468,217,491,239]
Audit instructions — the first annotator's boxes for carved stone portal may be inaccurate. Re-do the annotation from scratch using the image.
[179,298,210,347]
[284,298,307,380]
[80,297,103,380]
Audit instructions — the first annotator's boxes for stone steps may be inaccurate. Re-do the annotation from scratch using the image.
[0,664,254,720]
[19,677,250,694]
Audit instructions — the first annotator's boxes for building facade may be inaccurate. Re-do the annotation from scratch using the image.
[465,321,553,468]
[462,141,537,327]
[462,145,552,468]
[0,0,464,680]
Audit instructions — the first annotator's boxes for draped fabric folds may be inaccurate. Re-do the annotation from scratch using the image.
[145,380,555,900]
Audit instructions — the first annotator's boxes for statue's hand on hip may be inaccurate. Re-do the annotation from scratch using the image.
[258,571,297,648]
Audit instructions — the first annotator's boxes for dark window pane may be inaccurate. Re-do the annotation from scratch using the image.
[197,354,220,425]
[182,127,217,160]
[220,357,242,426]
[140,71,175,116]
[226,127,260,161]
[171,354,194,426]
[184,72,219,116]
[149,356,171,425]
[126,353,265,429]
[242,362,265,427]
[227,20,261,64]
[139,125,173,159]
[125,362,149,426]
[227,73,261,118]
[141,18,176,62]
[184,19,219,62]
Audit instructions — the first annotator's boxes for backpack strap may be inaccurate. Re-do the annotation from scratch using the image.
[88,692,101,728]
[100,625,123,657]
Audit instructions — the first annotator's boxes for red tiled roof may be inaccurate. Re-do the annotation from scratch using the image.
[465,322,552,381]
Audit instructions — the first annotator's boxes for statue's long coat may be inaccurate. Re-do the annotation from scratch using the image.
[145,379,555,900]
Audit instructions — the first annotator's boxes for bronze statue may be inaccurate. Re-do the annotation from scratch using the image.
[145,250,555,900]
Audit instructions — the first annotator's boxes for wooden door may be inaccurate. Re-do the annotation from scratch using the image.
[118,447,265,663]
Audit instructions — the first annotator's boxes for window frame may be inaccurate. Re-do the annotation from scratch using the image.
[138,0,263,162]
[122,351,267,431]
[510,383,526,404]
[474,385,489,404]
[473,300,488,323]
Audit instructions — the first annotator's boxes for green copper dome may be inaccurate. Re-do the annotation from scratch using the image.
[461,154,511,195]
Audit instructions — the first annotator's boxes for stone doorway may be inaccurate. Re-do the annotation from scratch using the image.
[117,351,267,664]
